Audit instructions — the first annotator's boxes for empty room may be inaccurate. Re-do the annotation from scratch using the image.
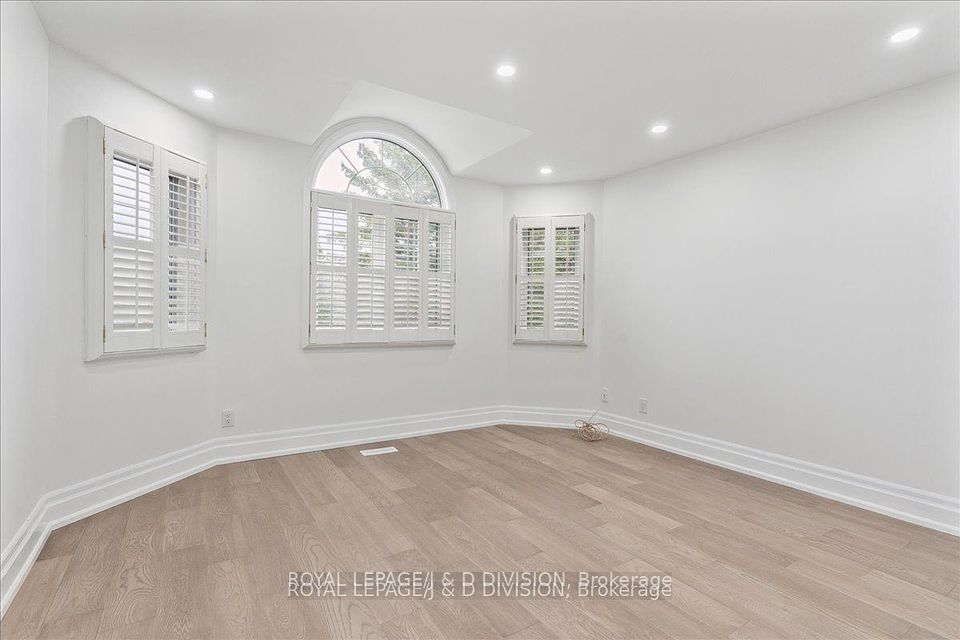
[1,1,958,639]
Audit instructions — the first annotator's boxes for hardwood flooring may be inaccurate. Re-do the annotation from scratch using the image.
[3,426,958,639]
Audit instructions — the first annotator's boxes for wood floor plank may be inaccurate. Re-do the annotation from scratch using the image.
[1,555,72,639]
[42,503,131,624]
[6,426,957,640]
[36,609,101,640]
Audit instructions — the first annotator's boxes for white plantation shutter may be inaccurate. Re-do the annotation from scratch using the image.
[516,217,548,342]
[307,190,455,346]
[423,210,455,341]
[352,200,389,342]
[514,215,587,344]
[550,217,583,341]
[104,129,159,352]
[390,205,422,342]
[163,150,205,347]
[91,121,208,359]
[311,192,349,343]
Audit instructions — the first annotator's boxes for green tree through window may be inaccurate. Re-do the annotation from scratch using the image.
[316,138,441,208]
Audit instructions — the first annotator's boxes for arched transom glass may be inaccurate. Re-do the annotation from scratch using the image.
[315,138,441,208]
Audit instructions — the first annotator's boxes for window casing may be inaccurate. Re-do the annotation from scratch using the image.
[513,215,588,344]
[309,190,455,346]
[85,118,207,360]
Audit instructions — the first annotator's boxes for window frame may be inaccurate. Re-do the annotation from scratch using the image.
[512,214,590,346]
[84,117,207,361]
[305,189,456,349]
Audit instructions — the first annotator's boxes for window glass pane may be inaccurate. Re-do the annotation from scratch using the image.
[315,138,441,207]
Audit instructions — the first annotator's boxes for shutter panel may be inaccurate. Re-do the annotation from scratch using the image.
[104,128,159,352]
[422,210,455,341]
[389,204,421,342]
[515,217,548,342]
[351,200,389,342]
[549,215,584,341]
[311,191,349,343]
[162,150,205,347]
[514,214,586,344]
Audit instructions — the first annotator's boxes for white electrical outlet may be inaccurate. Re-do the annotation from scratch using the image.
[601,387,609,403]
[638,398,648,415]
[221,409,236,428]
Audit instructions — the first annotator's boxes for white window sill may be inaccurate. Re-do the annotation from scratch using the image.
[304,340,455,350]
[513,339,587,346]
[86,345,205,363]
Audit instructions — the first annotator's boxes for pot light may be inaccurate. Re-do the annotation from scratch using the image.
[650,123,669,135]
[889,27,920,44]
[193,88,215,100]
[496,64,516,78]
[539,166,553,175]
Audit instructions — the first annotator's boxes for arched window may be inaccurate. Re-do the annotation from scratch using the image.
[304,120,455,348]
[315,137,441,208]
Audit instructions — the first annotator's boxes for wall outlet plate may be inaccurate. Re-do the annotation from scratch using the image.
[601,387,609,403]
[221,409,236,428]
[638,398,648,415]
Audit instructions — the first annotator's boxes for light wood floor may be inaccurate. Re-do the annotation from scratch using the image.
[3,426,958,639]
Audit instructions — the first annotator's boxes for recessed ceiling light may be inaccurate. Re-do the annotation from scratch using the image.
[889,27,920,44]
[193,88,215,100]
[496,64,516,78]
[650,123,669,135]
[539,166,553,175]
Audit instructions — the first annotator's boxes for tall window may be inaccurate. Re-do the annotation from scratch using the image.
[309,192,455,345]
[514,215,587,344]
[315,138,441,208]
[85,120,207,359]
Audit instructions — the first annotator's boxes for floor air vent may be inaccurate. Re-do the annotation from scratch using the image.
[359,446,399,457]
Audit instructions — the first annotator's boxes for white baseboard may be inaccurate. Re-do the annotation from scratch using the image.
[598,412,960,538]
[2,405,957,616]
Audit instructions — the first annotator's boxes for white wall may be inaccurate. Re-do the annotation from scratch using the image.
[1,1,49,551]
[213,129,507,435]
[36,45,219,511]
[601,75,960,497]
[502,183,604,410]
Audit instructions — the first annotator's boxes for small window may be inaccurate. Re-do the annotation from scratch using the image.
[85,119,207,359]
[309,192,455,346]
[314,138,441,208]
[513,215,588,344]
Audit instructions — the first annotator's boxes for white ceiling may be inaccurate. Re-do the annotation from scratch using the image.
[34,1,959,185]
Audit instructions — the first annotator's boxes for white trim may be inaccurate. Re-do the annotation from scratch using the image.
[597,411,960,538]
[3,406,956,617]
